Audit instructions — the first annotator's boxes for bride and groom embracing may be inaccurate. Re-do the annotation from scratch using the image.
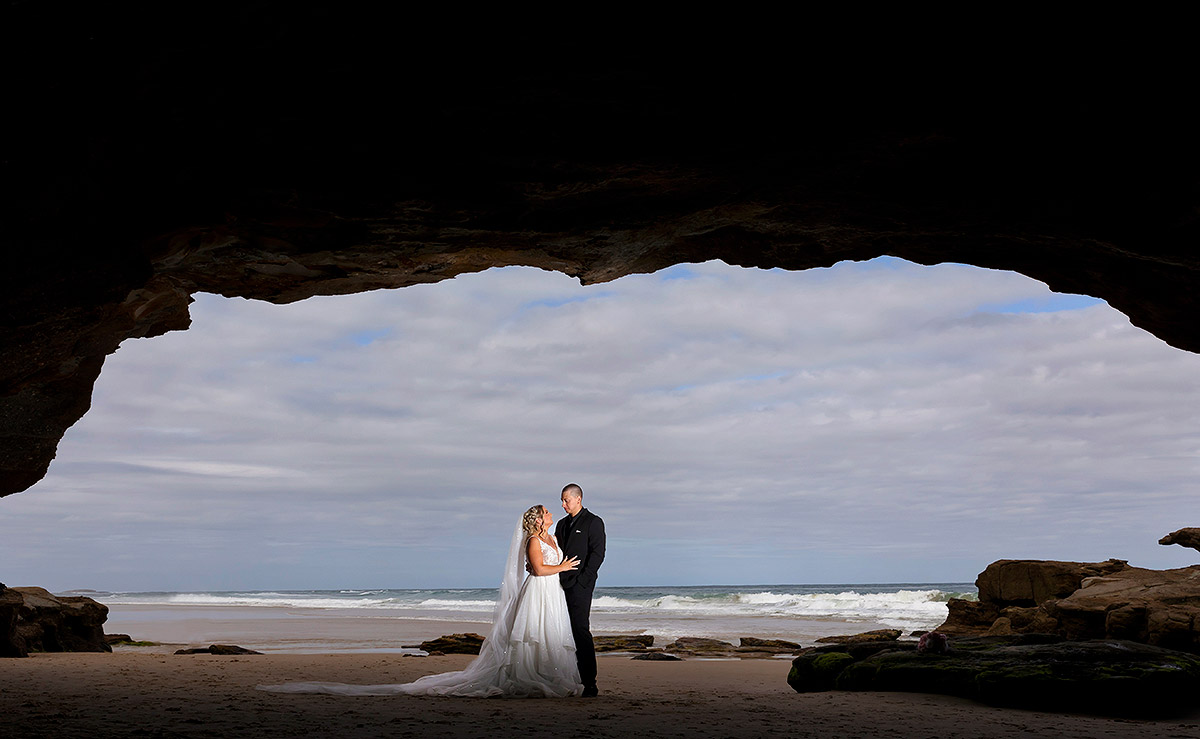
[260,483,606,698]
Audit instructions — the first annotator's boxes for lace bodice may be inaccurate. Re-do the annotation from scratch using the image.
[535,537,562,567]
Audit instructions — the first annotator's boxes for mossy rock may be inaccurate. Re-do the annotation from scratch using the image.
[412,633,485,655]
[835,650,983,698]
[972,646,1200,714]
[805,636,1200,716]
[787,651,855,692]
[594,635,654,652]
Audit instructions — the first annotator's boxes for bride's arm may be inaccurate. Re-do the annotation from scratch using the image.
[526,537,579,576]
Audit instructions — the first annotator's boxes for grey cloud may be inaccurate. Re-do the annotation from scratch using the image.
[2,259,1198,590]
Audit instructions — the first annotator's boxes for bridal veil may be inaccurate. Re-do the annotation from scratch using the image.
[258,515,580,697]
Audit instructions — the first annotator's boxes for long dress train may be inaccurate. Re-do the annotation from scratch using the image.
[257,524,582,698]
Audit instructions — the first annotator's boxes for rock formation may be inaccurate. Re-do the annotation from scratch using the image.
[0,583,22,657]
[1160,528,1200,555]
[788,634,1200,717]
[2,6,1197,498]
[406,633,486,655]
[175,645,263,655]
[1047,566,1200,652]
[593,635,654,652]
[938,545,1200,653]
[1,587,111,656]
[655,636,803,658]
[738,637,802,652]
[814,629,901,645]
[659,637,737,656]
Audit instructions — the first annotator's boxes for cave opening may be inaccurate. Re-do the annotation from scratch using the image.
[3,258,1198,594]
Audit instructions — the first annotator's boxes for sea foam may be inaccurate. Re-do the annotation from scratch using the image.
[98,583,976,635]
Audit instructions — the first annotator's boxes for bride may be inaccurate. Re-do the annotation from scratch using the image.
[258,504,584,697]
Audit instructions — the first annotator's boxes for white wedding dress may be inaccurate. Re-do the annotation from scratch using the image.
[258,523,582,698]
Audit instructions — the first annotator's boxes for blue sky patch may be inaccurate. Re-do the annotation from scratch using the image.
[521,291,615,310]
[657,264,698,281]
[981,294,1105,314]
[348,328,391,346]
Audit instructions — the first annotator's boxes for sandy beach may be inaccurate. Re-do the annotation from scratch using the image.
[4,649,1199,738]
[102,604,495,655]
[6,603,1200,737]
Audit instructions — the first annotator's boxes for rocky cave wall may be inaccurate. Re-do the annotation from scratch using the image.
[2,7,1197,497]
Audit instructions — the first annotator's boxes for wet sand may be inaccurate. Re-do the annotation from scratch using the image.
[3,650,1198,738]
[103,605,493,654]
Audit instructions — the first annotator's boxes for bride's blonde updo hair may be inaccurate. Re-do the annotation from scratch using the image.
[521,505,546,538]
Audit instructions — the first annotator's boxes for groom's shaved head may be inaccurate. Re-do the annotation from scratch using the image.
[562,483,583,500]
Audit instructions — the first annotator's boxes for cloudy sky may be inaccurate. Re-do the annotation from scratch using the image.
[3,258,1198,592]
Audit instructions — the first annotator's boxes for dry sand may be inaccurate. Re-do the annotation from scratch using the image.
[3,650,1199,738]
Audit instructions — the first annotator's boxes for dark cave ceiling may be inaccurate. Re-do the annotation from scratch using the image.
[2,6,1196,496]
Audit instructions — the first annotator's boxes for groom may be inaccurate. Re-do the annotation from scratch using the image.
[555,483,605,697]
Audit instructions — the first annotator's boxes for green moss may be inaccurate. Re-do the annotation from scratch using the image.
[812,652,855,673]
[985,664,1053,679]
[791,639,1200,716]
[788,651,857,693]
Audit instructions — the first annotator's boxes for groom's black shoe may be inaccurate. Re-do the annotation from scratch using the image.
[581,686,599,698]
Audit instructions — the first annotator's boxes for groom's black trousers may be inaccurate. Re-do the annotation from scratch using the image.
[565,587,597,689]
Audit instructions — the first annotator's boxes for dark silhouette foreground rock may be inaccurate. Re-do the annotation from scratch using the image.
[2,7,1198,499]
[789,635,1200,716]
[0,584,21,657]
[1,586,110,657]
[175,644,262,655]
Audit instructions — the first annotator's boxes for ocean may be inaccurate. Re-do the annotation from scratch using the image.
[88,583,977,653]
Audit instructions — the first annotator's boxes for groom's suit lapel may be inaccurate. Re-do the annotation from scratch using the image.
[568,509,589,550]
[559,508,589,551]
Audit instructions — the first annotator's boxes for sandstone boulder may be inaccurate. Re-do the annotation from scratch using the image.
[3,587,110,655]
[789,635,1200,717]
[632,652,681,661]
[739,637,802,651]
[938,557,1200,653]
[660,637,737,656]
[976,559,1129,607]
[938,558,1130,637]
[1160,528,1200,555]
[1047,565,1200,652]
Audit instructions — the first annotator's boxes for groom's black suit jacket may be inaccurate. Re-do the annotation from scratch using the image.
[555,508,605,594]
